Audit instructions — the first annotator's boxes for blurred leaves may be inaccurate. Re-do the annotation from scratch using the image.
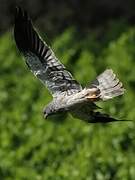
[0,25,135,179]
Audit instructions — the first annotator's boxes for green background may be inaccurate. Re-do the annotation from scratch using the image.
[0,22,135,179]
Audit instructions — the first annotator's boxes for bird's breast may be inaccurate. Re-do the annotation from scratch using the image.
[53,88,99,111]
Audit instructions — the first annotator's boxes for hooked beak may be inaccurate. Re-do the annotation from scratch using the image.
[44,113,48,119]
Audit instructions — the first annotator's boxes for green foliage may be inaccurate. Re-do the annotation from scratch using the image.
[0,26,135,180]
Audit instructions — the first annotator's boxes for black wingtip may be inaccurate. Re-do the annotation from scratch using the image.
[15,6,20,21]
[14,6,29,22]
[107,119,133,123]
[15,6,20,12]
[15,6,19,13]
[14,6,31,52]
[88,111,133,124]
[15,6,22,19]
[89,119,133,124]
[14,6,46,60]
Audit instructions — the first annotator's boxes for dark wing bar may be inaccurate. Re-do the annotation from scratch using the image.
[14,7,82,96]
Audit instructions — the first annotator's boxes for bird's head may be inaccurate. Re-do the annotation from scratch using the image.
[43,105,56,119]
[43,104,66,119]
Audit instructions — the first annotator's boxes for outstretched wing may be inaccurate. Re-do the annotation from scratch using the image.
[71,102,129,123]
[14,7,82,97]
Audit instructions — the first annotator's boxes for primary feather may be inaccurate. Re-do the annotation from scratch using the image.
[14,7,127,123]
[14,7,82,97]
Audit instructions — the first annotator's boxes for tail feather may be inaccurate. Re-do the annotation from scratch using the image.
[91,69,125,101]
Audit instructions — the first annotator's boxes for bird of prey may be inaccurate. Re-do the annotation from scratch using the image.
[14,7,125,123]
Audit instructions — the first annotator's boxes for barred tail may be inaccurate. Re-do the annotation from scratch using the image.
[91,69,125,101]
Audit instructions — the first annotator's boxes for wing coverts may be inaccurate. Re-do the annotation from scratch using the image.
[14,7,82,96]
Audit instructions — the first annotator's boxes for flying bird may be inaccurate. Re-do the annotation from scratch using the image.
[14,7,126,123]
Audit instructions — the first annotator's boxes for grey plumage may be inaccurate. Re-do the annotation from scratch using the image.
[90,69,125,101]
[14,7,126,123]
[14,7,82,97]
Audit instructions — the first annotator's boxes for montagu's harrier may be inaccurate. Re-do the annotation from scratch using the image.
[14,7,125,123]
